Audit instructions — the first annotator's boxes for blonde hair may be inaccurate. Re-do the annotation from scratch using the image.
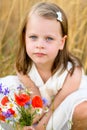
[16,2,82,75]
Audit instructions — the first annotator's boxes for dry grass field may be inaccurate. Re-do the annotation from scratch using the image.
[0,0,87,77]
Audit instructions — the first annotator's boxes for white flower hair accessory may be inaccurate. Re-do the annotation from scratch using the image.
[56,11,62,22]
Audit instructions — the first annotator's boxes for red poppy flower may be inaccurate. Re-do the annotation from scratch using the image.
[0,114,5,121]
[1,96,9,106]
[15,93,30,106]
[32,96,43,108]
[8,108,15,115]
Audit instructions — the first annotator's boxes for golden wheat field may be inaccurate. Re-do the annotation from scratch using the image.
[0,0,87,77]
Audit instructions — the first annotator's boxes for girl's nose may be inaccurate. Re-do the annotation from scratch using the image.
[36,39,45,49]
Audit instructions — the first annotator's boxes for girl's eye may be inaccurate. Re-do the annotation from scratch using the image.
[29,35,37,40]
[46,37,53,42]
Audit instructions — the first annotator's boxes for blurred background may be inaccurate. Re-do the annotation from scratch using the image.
[0,0,87,77]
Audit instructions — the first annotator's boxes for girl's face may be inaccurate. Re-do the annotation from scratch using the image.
[25,14,66,68]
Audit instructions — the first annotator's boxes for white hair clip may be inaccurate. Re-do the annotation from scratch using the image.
[56,11,62,22]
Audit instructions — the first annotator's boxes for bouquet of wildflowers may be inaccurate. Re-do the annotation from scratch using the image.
[0,83,49,129]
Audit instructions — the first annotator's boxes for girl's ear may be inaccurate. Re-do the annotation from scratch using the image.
[59,35,67,50]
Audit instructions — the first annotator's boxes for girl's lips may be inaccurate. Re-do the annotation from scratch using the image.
[34,53,46,57]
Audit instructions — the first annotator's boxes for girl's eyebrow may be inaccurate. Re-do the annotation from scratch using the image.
[45,34,57,37]
[27,33,37,36]
[44,34,62,39]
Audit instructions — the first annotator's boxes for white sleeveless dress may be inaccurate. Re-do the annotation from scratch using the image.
[0,62,87,130]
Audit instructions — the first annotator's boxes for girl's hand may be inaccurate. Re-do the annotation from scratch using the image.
[23,126,35,130]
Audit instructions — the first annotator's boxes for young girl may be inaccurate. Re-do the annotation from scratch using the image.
[0,2,87,130]
[15,2,87,130]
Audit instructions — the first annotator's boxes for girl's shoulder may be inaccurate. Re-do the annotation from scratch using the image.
[64,66,82,91]
[66,61,82,82]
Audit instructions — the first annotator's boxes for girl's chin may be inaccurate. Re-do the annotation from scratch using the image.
[34,62,47,66]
